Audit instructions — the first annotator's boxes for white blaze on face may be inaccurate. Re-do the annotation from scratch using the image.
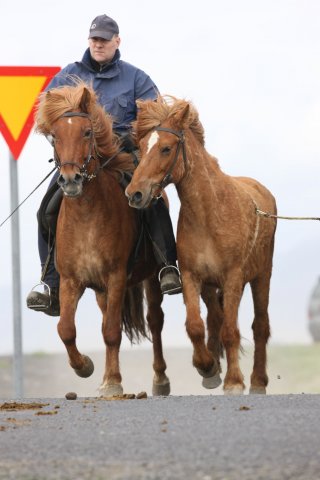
[146,131,159,154]
[67,118,73,124]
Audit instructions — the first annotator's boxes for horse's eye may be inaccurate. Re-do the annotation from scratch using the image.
[84,129,92,138]
[160,146,171,155]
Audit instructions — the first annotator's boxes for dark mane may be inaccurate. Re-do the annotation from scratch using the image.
[35,81,135,173]
[133,95,205,146]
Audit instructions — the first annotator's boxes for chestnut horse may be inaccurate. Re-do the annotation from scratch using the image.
[35,83,170,396]
[126,96,277,395]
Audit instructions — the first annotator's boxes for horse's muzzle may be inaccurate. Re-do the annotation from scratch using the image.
[58,172,83,197]
[125,189,151,209]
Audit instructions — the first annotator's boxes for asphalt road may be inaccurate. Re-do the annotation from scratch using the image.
[0,394,319,480]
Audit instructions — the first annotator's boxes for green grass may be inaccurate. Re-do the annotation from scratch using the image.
[238,343,320,394]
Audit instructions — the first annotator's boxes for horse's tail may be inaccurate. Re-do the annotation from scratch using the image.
[122,284,150,344]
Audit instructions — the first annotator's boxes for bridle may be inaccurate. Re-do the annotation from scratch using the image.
[53,111,122,181]
[151,126,187,197]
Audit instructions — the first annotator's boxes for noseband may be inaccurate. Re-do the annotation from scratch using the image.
[152,126,187,197]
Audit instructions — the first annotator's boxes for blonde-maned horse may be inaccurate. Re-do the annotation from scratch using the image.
[35,83,170,396]
[126,96,277,395]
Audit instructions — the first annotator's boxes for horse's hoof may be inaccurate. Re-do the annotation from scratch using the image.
[73,355,94,378]
[197,366,222,389]
[197,365,218,378]
[99,383,123,397]
[152,381,170,396]
[249,386,266,395]
[223,385,245,396]
[202,372,222,389]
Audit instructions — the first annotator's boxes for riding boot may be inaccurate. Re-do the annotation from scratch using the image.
[26,226,61,315]
[26,285,60,316]
[159,265,182,295]
[26,172,61,316]
[143,197,182,295]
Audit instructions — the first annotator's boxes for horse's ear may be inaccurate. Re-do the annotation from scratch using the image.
[172,103,190,129]
[79,87,91,113]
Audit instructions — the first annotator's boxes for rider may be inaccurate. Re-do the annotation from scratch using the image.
[26,14,182,316]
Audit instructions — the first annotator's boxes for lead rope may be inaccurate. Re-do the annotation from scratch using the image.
[0,164,57,228]
[256,209,320,221]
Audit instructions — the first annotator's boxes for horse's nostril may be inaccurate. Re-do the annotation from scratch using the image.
[57,174,66,186]
[133,191,143,204]
[74,173,83,184]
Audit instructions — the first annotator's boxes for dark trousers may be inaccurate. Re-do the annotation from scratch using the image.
[38,173,177,287]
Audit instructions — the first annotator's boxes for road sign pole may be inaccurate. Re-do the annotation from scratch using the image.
[9,151,24,398]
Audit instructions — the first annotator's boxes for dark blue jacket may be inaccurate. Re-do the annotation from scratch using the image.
[47,48,159,133]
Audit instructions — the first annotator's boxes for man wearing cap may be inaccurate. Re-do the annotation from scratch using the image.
[26,14,182,316]
[47,14,157,135]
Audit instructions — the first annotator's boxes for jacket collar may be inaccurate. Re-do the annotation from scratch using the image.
[81,48,121,73]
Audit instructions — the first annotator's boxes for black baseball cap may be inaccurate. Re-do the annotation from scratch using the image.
[88,14,119,40]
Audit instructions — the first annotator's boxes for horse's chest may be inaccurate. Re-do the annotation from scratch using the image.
[69,245,106,282]
[179,234,221,279]
[57,226,115,281]
[79,249,104,271]
[195,247,221,279]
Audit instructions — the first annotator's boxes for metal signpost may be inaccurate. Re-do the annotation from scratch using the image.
[0,66,60,398]
[9,152,23,397]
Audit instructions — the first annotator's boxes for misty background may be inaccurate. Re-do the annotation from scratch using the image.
[1,0,320,356]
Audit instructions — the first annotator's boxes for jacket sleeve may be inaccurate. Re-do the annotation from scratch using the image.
[134,69,159,101]
[45,65,76,91]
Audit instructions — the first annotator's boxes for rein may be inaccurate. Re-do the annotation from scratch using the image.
[0,165,57,228]
[151,126,187,197]
[0,112,125,229]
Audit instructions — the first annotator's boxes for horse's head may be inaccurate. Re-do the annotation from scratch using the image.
[126,96,202,209]
[36,82,116,197]
[52,113,93,197]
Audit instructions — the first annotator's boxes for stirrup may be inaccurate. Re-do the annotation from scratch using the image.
[27,281,52,310]
[158,265,181,282]
[158,265,182,295]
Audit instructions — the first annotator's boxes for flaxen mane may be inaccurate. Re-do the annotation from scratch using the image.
[35,82,135,173]
[134,95,205,146]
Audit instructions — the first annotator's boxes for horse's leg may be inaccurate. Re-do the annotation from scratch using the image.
[144,275,170,396]
[57,278,94,377]
[249,271,272,394]
[200,285,223,389]
[220,272,245,395]
[97,272,126,397]
[182,271,216,382]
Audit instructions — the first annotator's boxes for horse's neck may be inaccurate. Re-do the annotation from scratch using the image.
[176,146,228,218]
